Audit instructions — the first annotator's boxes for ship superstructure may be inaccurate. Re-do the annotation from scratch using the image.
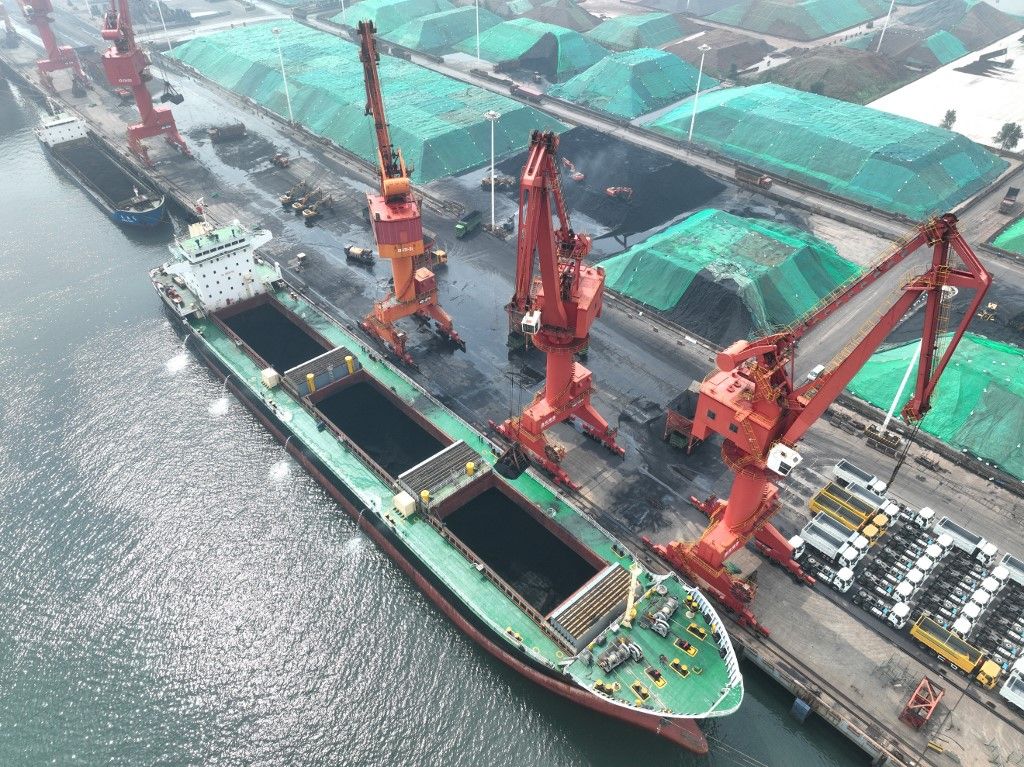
[150,221,743,753]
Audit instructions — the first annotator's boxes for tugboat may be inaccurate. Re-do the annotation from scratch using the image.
[36,110,166,227]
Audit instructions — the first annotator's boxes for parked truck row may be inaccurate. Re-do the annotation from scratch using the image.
[794,460,1024,707]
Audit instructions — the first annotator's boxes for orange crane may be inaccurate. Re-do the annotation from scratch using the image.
[643,213,990,634]
[356,20,463,365]
[15,0,88,93]
[100,0,189,165]
[492,130,623,488]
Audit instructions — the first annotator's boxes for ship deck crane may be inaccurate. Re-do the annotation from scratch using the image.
[356,20,462,365]
[100,0,188,165]
[492,130,623,488]
[15,0,88,92]
[643,213,990,635]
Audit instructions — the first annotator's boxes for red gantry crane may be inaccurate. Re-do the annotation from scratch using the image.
[15,0,88,93]
[493,130,624,488]
[357,20,463,365]
[100,0,188,165]
[643,213,990,634]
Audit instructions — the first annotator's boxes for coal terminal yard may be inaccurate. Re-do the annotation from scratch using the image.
[4,0,1024,763]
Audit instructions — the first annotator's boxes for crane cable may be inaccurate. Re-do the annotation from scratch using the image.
[885,421,921,491]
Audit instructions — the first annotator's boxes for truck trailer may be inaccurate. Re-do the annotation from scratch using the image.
[909,614,1001,688]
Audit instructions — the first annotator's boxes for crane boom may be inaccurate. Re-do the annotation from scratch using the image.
[358,20,409,199]
[645,213,990,635]
[493,131,622,488]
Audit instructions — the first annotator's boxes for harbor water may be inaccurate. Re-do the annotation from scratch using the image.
[0,79,868,766]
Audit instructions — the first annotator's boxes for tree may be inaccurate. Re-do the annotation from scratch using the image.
[994,122,1023,151]
[940,109,956,130]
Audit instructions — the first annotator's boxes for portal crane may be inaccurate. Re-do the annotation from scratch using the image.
[643,214,990,634]
[100,0,188,165]
[492,130,623,488]
[15,0,88,92]
[356,20,462,365]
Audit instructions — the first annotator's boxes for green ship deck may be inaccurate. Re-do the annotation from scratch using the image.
[151,252,743,721]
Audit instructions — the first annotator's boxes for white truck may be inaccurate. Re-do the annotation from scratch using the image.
[833,459,887,494]
[935,517,998,566]
[790,513,866,592]
[1000,657,1024,711]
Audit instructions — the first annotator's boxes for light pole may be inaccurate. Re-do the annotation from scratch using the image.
[876,0,897,53]
[475,0,481,61]
[272,27,294,124]
[485,110,500,228]
[687,43,711,143]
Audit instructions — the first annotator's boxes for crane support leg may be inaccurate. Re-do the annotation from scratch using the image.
[493,350,622,488]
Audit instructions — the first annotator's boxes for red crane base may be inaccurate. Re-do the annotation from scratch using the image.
[127,108,191,166]
[491,361,623,489]
[641,495,814,637]
[361,301,464,366]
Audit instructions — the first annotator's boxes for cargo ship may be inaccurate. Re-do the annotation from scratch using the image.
[150,220,744,754]
[35,111,166,227]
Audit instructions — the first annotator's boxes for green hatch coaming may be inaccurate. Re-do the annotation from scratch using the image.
[180,265,740,717]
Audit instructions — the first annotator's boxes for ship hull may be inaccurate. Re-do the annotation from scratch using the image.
[43,136,166,228]
[162,302,710,755]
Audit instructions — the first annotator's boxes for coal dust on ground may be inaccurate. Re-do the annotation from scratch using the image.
[444,487,599,614]
[494,127,724,238]
[315,380,446,477]
[221,301,329,372]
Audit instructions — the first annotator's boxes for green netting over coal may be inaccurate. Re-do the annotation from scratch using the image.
[585,13,684,51]
[550,49,715,119]
[385,6,502,53]
[455,18,608,79]
[993,218,1024,255]
[847,334,1024,481]
[601,209,862,336]
[923,30,969,64]
[646,84,1008,219]
[709,0,891,41]
[331,0,453,34]
[170,22,564,182]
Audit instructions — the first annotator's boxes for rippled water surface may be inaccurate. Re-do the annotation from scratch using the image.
[0,80,868,767]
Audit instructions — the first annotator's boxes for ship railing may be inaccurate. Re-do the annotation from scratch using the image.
[686,587,743,691]
[421,511,573,654]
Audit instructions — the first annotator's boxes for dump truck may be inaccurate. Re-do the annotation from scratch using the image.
[207,123,247,143]
[833,459,887,494]
[935,516,997,566]
[1000,186,1020,214]
[734,166,772,189]
[909,614,1001,688]
[344,245,374,265]
[454,210,482,239]
[810,482,889,540]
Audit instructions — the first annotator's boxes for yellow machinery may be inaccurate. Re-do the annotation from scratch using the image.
[909,614,1001,689]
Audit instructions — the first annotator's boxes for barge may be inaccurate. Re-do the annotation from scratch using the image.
[36,111,166,227]
[150,219,743,754]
